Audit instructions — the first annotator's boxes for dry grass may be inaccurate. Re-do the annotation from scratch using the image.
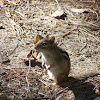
[0,0,100,100]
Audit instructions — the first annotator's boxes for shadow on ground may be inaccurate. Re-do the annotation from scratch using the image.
[59,76,99,100]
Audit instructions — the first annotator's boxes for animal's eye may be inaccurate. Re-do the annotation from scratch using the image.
[42,42,47,46]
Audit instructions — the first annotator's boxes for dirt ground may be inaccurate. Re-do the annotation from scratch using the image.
[0,0,100,100]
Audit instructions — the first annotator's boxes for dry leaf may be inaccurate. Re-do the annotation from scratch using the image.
[34,34,43,44]
[68,8,89,13]
[51,9,67,20]
[95,88,100,95]
[27,50,37,59]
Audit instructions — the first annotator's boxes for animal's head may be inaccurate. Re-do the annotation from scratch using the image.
[35,35,55,52]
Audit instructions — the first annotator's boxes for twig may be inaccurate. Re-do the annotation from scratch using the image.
[5,67,32,70]
[82,27,100,42]
[25,58,31,98]
[54,0,61,9]
[78,28,88,52]
[36,6,45,15]
[80,43,87,52]
[51,87,69,99]
[15,11,25,17]
[34,0,46,15]
[39,79,49,86]
[8,44,18,56]
[9,18,26,45]
[5,8,25,45]
[56,87,69,95]
[57,28,77,39]
[88,9,99,21]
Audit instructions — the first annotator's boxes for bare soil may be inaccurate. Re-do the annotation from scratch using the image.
[0,0,100,100]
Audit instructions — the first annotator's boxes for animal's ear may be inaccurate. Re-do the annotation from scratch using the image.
[34,34,43,44]
[45,35,49,39]
[50,36,55,42]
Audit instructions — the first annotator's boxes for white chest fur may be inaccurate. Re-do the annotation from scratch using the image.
[41,52,55,80]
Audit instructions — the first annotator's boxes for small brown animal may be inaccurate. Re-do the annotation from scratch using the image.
[35,35,70,84]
